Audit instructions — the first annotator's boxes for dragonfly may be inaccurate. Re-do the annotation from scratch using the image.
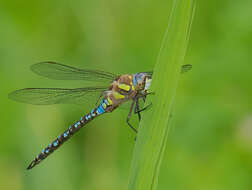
[9,62,192,170]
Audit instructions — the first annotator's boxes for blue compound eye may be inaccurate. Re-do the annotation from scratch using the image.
[135,73,145,84]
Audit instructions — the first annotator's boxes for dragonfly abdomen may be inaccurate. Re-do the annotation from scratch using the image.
[27,98,111,170]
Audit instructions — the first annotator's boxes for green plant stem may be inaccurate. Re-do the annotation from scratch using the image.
[128,0,195,190]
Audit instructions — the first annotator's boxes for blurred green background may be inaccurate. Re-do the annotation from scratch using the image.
[1,0,252,189]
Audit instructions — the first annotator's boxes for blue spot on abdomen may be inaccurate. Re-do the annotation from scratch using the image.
[53,140,58,147]
[63,132,68,138]
[97,105,105,114]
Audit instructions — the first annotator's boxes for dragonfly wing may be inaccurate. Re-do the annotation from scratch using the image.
[30,62,117,82]
[8,87,107,105]
[181,64,192,74]
[145,64,192,76]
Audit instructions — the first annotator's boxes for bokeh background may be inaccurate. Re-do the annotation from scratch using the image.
[1,0,252,189]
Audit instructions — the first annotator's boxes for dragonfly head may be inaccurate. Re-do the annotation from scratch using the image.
[133,72,152,92]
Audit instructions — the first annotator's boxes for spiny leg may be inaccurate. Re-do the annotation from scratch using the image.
[134,94,152,114]
[135,102,152,114]
[135,98,141,121]
[127,92,154,133]
[126,99,137,133]
[134,98,152,120]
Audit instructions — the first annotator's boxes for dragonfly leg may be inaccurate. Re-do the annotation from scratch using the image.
[133,92,153,121]
[135,98,141,121]
[135,102,152,114]
[142,96,146,103]
[126,99,138,133]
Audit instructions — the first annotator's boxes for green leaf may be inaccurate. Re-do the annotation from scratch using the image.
[128,0,196,190]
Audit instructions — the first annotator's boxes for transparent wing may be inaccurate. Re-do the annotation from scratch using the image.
[30,62,117,82]
[181,64,192,74]
[145,64,192,75]
[8,87,107,105]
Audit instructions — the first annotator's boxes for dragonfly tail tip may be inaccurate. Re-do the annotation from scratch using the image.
[26,160,36,170]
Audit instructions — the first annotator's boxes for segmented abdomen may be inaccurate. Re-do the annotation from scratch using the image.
[27,98,111,170]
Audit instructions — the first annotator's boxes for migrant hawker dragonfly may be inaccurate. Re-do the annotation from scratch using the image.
[9,62,191,170]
